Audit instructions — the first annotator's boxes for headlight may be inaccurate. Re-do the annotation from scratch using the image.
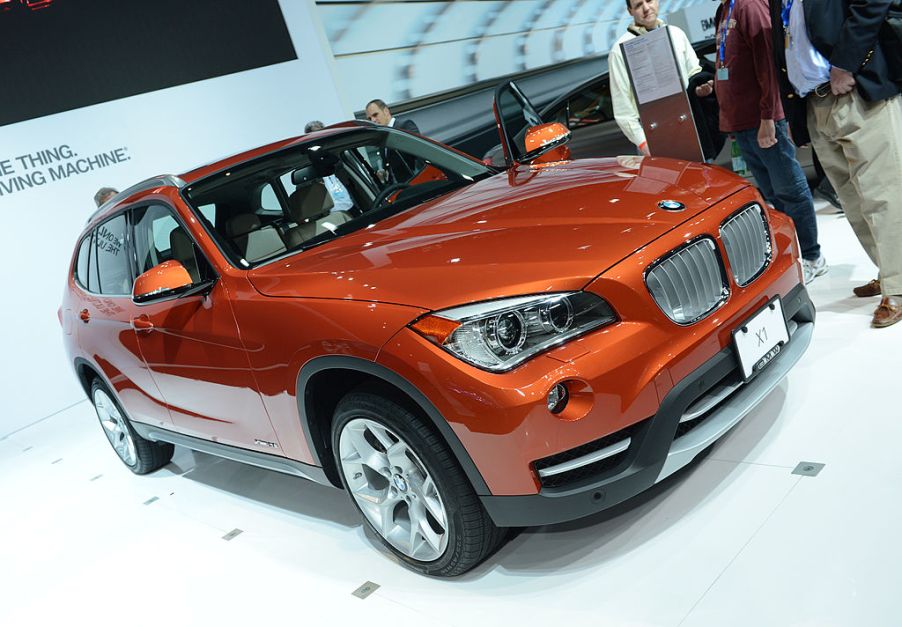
[410,292,617,371]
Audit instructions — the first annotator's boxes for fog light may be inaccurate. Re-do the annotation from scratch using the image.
[547,383,569,414]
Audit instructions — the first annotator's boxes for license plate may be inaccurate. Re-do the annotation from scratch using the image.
[733,298,790,380]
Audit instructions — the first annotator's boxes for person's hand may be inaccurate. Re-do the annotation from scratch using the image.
[830,66,856,95]
[639,141,651,157]
[758,119,777,149]
[695,80,714,98]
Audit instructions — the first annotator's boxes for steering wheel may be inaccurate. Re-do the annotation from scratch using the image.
[371,182,410,210]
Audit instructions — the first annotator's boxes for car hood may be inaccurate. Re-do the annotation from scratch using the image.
[248,157,749,311]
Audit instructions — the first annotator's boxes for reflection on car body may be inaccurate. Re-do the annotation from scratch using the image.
[61,84,815,576]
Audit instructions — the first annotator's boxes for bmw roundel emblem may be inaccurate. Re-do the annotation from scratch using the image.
[658,200,685,211]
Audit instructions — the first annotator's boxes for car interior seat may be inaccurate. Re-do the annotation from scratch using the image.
[283,170,353,248]
[224,213,287,262]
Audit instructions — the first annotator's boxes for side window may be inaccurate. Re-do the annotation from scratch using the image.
[197,203,216,223]
[279,172,296,196]
[355,146,383,173]
[75,233,92,290]
[567,81,613,129]
[259,183,280,212]
[132,204,208,284]
[133,204,179,275]
[94,214,131,295]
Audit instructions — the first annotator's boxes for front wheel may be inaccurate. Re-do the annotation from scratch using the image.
[332,391,506,576]
[91,379,173,474]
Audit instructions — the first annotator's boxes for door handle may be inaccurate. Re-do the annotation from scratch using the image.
[79,309,90,323]
[131,315,154,332]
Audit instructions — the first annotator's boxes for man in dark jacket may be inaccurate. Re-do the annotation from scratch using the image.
[770,0,902,327]
[364,98,420,183]
[364,99,420,134]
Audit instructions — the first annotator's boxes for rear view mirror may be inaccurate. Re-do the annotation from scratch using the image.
[493,81,571,167]
[524,122,572,165]
[133,260,193,303]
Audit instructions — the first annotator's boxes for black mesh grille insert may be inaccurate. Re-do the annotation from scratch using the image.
[534,420,648,489]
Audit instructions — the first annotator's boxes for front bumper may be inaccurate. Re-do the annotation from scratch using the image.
[479,282,814,527]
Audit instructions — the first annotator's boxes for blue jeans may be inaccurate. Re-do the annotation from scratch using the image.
[734,119,821,260]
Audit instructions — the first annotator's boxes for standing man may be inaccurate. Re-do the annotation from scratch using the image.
[714,0,826,284]
[364,99,419,134]
[364,98,420,182]
[609,0,713,157]
[770,0,902,327]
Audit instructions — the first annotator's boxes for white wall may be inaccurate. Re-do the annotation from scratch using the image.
[0,0,348,437]
[317,0,717,108]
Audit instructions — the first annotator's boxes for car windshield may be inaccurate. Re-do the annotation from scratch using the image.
[182,127,493,267]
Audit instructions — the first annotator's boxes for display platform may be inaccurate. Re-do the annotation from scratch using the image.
[1,200,899,626]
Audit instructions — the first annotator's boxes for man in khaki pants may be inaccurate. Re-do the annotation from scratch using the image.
[770,0,902,328]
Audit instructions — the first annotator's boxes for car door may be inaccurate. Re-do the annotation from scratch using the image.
[73,213,174,429]
[129,203,283,453]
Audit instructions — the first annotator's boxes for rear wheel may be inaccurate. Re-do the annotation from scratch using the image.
[332,391,506,576]
[91,379,173,474]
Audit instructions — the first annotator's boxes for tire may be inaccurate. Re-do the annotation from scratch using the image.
[331,390,506,577]
[90,378,174,475]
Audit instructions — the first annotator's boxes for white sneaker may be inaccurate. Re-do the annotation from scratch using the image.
[802,255,828,285]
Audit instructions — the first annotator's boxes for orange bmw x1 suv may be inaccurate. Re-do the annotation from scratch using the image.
[61,82,814,576]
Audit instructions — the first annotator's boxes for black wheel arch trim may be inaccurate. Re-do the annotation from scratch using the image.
[73,356,115,400]
[295,356,492,496]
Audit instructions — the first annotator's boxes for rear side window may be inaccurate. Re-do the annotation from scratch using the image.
[94,214,131,295]
[75,233,92,290]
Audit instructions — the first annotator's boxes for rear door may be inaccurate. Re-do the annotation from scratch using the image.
[73,213,174,428]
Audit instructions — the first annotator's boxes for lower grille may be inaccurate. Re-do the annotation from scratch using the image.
[534,420,647,489]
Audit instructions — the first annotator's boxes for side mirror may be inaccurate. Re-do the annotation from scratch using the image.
[133,260,193,304]
[523,122,572,165]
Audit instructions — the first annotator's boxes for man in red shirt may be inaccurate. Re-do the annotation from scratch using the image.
[714,0,826,284]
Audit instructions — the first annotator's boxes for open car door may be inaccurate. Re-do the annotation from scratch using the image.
[492,80,571,168]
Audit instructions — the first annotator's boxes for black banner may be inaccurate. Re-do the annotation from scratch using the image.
[0,0,297,127]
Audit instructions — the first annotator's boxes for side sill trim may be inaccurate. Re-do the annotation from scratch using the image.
[131,423,333,487]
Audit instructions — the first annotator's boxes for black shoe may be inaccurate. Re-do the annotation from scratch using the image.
[816,179,843,212]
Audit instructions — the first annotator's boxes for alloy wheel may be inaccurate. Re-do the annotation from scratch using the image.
[93,388,137,467]
[338,417,449,562]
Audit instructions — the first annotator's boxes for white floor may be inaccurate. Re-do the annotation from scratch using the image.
[3,199,900,627]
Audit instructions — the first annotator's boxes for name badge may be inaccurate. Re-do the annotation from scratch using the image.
[717,67,729,81]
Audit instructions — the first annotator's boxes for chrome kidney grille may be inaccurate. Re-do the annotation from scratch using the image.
[720,203,772,286]
[646,238,729,325]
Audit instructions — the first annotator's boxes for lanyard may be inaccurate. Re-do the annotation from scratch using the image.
[781,0,795,29]
[718,0,736,66]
